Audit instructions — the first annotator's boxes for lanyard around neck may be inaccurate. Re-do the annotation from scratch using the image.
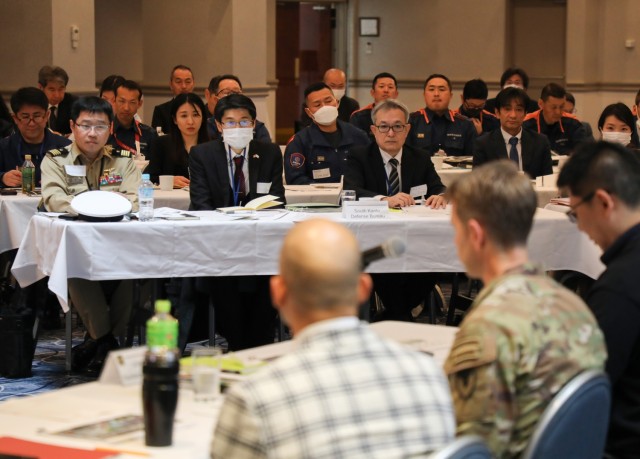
[228,146,246,206]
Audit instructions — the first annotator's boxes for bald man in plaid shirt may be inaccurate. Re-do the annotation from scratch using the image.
[211,219,455,458]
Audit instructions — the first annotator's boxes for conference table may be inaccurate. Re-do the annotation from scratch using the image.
[11,205,604,313]
[0,190,191,255]
[0,321,457,458]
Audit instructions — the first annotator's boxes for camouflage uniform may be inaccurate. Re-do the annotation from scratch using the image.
[41,143,140,213]
[444,264,607,458]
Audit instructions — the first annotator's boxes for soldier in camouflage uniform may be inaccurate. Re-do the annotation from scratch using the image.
[40,96,140,375]
[445,160,606,458]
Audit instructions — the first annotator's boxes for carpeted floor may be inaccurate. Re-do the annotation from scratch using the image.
[0,277,472,404]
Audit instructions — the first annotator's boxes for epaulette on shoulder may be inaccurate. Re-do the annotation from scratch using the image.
[562,112,580,121]
[286,134,297,145]
[112,149,132,158]
[47,147,69,157]
[453,111,469,121]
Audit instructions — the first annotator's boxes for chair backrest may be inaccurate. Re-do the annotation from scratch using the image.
[428,435,492,459]
[522,369,611,459]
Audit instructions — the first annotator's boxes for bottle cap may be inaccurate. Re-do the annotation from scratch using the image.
[142,173,150,180]
[155,299,171,313]
[25,154,32,160]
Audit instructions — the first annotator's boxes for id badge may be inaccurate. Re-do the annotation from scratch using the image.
[257,182,272,194]
[312,168,331,180]
[64,165,86,186]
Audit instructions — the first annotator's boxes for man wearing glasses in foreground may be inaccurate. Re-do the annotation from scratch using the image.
[345,99,446,321]
[558,141,640,458]
[40,96,140,374]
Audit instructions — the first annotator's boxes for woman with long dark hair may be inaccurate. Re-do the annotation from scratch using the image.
[147,93,209,186]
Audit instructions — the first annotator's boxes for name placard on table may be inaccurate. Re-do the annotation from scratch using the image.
[342,200,389,220]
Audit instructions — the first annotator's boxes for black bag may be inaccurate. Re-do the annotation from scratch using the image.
[0,312,35,378]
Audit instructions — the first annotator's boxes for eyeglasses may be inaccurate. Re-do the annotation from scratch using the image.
[566,191,595,223]
[74,123,110,134]
[216,89,242,97]
[375,124,407,133]
[16,113,46,124]
[221,120,253,129]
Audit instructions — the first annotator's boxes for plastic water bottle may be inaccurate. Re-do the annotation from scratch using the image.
[21,154,35,194]
[142,299,180,447]
[138,173,154,221]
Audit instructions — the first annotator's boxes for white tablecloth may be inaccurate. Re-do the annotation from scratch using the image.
[437,167,559,207]
[0,194,39,254]
[0,190,190,254]
[11,207,604,312]
[0,321,455,458]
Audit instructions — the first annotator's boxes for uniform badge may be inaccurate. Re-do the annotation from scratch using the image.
[100,168,123,187]
[417,133,425,138]
[290,153,305,168]
[317,155,325,162]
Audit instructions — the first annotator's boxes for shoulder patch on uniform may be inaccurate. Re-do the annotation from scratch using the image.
[47,148,68,157]
[289,153,305,168]
[444,329,497,375]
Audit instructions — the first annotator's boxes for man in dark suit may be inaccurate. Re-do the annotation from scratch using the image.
[37,65,77,136]
[474,87,553,178]
[188,94,283,350]
[151,65,194,135]
[345,99,446,321]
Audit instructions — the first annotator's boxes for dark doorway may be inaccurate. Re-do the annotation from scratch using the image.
[275,2,334,144]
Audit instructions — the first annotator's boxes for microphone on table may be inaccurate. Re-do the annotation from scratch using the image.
[361,236,406,269]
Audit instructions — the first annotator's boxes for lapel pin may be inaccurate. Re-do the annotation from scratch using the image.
[253,154,260,159]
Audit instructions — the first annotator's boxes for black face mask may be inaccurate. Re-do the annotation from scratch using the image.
[464,108,482,119]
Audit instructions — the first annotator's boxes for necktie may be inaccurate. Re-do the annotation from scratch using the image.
[388,158,399,196]
[233,155,246,204]
[49,106,57,129]
[509,137,519,166]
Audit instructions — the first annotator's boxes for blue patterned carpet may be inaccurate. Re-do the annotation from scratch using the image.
[0,328,96,403]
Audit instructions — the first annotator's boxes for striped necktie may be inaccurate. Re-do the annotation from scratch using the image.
[388,158,399,196]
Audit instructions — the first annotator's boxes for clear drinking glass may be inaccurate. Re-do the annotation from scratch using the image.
[191,347,222,402]
[341,190,356,205]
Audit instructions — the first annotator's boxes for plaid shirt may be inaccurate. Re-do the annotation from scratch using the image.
[211,318,455,458]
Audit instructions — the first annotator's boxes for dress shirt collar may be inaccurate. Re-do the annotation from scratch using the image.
[379,148,403,166]
[225,143,251,161]
[294,316,360,346]
[500,127,522,143]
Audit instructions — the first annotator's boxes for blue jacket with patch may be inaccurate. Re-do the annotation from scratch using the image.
[284,120,369,184]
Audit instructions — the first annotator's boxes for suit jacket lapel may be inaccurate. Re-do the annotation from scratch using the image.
[520,130,533,172]
[371,144,390,195]
[492,129,509,160]
[215,142,233,206]
[400,149,414,193]
[248,141,260,197]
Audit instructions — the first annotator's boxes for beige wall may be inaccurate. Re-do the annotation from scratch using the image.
[1,0,639,132]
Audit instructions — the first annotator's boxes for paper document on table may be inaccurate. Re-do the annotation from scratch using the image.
[401,205,451,216]
[217,194,282,213]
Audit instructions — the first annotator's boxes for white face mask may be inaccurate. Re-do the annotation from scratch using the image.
[602,131,631,146]
[312,105,339,126]
[331,88,346,101]
[223,127,253,150]
[503,83,524,90]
